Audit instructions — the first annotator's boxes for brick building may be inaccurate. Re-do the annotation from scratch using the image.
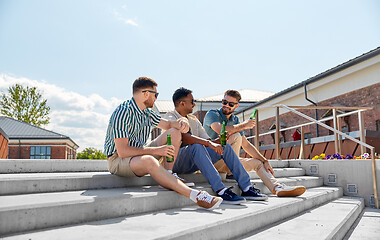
[236,47,380,154]
[0,116,79,159]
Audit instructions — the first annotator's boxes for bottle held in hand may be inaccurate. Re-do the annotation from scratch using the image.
[250,108,257,119]
[166,134,174,162]
[220,121,227,146]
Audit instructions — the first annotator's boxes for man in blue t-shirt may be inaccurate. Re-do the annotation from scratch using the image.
[203,90,306,197]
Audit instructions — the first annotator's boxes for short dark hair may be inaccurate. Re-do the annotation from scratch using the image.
[133,77,158,93]
[224,89,241,102]
[172,87,192,107]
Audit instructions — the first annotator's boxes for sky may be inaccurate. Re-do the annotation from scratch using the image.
[0,0,379,152]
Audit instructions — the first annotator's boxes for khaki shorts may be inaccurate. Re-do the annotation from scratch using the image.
[107,138,162,177]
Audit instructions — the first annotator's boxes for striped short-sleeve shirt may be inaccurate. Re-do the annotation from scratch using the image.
[104,97,161,156]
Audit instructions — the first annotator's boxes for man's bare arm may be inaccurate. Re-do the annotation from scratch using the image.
[114,138,174,159]
[181,133,224,155]
[210,119,256,136]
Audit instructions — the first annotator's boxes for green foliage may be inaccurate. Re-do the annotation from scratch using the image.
[0,84,50,127]
[77,147,106,160]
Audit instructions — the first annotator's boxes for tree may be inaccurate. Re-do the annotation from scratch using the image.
[0,84,50,127]
[77,147,106,160]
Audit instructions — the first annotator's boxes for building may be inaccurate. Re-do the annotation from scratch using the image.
[0,127,9,159]
[236,47,380,156]
[0,116,79,159]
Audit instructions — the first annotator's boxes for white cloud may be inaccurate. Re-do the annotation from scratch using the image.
[112,9,138,26]
[0,73,123,152]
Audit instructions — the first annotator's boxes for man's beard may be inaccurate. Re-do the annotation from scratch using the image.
[222,107,234,115]
[144,99,154,108]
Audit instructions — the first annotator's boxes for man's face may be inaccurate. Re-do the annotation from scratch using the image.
[180,93,195,114]
[143,86,158,108]
[221,94,239,115]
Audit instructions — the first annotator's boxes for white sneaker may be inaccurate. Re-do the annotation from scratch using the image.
[195,191,223,210]
[173,173,195,187]
[275,185,306,197]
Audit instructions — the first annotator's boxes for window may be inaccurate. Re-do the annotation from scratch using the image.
[30,146,51,159]
[259,141,265,146]
[376,120,380,132]
[280,137,285,143]
[304,133,311,139]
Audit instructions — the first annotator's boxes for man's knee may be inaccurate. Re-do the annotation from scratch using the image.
[140,155,160,172]
[228,133,242,144]
[166,128,182,143]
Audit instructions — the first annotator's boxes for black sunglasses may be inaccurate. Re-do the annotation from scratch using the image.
[181,99,195,104]
[222,99,238,107]
[142,90,159,98]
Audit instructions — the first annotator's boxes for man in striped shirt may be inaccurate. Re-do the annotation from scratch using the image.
[104,77,222,210]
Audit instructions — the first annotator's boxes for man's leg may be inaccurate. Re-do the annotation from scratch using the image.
[214,133,242,174]
[207,144,251,191]
[129,154,223,209]
[173,144,225,192]
[240,158,281,193]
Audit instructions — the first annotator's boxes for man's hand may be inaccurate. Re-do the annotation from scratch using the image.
[177,118,190,133]
[208,141,224,155]
[155,145,175,158]
[243,119,256,130]
[263,161,274,175]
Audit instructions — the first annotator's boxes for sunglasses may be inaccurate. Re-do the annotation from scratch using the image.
[222,99,238,107]
[142,90,159,98]
[181,99,195,104]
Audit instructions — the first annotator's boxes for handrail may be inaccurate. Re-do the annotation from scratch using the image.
[247,104,378,209]
[277,105,374,149]
[246,108,368,139]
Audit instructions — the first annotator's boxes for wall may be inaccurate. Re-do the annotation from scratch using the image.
[289,159,380,207]
[0,133,8,159]
[8,143,76,159]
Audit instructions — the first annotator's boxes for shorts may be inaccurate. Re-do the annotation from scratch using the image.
[107,137,162,177]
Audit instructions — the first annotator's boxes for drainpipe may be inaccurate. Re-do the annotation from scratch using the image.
[304,82,319,137]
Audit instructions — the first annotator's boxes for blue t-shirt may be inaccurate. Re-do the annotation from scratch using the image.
[203,108,244,140]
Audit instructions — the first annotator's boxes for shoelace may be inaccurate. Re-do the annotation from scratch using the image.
[225,187,235,197]
[196,191,213,203]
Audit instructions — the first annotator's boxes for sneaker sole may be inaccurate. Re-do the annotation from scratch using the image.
[207,197,223,211]
[277,186,306,197]
[221,199,247,205]
[185,182,195,187]
[243,196,268,201]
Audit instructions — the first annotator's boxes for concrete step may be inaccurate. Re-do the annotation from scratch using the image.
[0,159,108,173]
[0,172,210,195]
[0,159,290,173]
[344,208,380,240]
[0,170,314,196]
[240,197,364,240]
[251,176,323,195]
[0,185,210,236]
[246,167,305,179]
[0,175,323,236]
[1,187,343,240]
[0,168,305,196]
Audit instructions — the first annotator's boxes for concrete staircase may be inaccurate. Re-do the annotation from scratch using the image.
[0,159,375,239]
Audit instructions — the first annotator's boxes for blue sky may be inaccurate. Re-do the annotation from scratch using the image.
[0,0,379,151]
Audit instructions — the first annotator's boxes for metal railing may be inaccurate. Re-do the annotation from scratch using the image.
[246,105,378,209]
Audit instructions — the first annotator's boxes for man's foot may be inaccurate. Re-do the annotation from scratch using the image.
[195,191,223,210]
[225,174,236,182]
[218,187,246,205]
[275,185,306,197]
[173,173,195,187]
[241,186,268,201]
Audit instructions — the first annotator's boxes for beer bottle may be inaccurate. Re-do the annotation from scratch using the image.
[250,108,257,119]
[166,134,174,162]
[220,121,227,146]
